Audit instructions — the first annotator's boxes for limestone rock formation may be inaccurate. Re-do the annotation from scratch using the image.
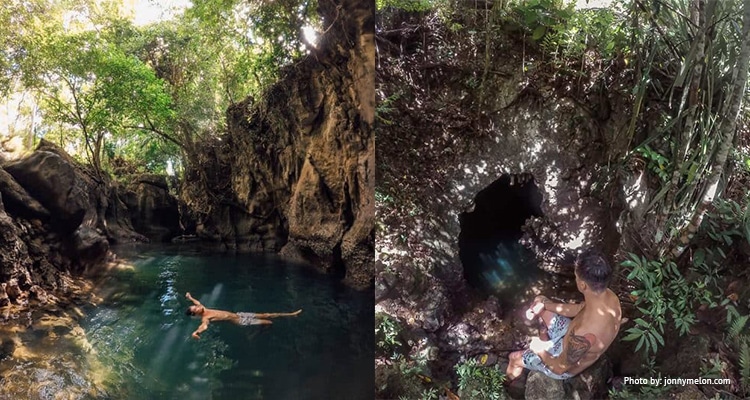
[121,174,181,242]
[182,0,374,289]
[0,140,154,313]
[0,168,50,220]
[567,355,613,400]
[5,150,88,234]
[375,8,634,398]
[30,140,148,244]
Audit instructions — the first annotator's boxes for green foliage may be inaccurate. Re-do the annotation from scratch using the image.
[723,303,745,327]
[455,358,506,400]
[377,0,432,12]
[705,198,750,247]
[376,313,404,357]
[635,145,671,182]
[692,248,723,289]
[729,315,749,341]
[609,358,671,399]
[400,387,439,400]
[5,0,321,177]
[700,354,725,380]
[622,0,750,257]
[376,92,403,126]
[621,316,665,356]
[375,190,395,205]
[189,0,317,84]
[740,340,750,394]
[26,28,175,174]
[510,0,627,62]
[621,253,698,357]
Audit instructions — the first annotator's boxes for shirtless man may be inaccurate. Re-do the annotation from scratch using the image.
[506,250,622,380]
[185,292,302,340]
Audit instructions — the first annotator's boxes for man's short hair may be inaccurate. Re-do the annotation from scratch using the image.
[186,308,195,316]
[575,249,612,292]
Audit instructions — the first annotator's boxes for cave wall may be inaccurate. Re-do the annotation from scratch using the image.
[376,11,629,333]
[182,0,375,289]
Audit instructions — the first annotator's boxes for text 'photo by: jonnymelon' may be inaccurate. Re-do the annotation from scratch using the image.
[0,0,375,399]
[375,0,750,399]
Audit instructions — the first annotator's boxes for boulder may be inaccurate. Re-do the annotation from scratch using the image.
[526,371,565,400]
[4,151,87,234]
[567,355,612,400]
[0,169,49,220]
[29,140,150,244]
[524,355,612,400]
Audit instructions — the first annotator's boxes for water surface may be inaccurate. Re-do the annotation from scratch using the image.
[83,245,374,399]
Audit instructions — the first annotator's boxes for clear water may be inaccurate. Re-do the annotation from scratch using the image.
[460,239,543,302]
[83,245,374,399]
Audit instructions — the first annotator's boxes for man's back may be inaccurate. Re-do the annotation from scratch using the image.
[564,289,621,375]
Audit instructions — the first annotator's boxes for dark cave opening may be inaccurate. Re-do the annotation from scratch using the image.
[458,173,544,298]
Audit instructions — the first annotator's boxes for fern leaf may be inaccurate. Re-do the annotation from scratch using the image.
[739,340,750,393]
[730,315,749,340]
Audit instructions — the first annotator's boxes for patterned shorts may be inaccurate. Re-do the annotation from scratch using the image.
[521,312,574,380]
[237,312,261,326]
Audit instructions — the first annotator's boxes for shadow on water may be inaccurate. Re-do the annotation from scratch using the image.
[458,174,545,305]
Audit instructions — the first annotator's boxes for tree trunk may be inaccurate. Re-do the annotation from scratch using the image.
[669,0,750,258]
[93,131,103,176]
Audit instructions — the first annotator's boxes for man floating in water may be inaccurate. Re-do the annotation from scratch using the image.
[185,292,302,340]
[505,249,622,381]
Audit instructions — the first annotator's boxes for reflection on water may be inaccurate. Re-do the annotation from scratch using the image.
[1,246,374,399]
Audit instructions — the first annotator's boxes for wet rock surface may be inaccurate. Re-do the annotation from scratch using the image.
[0,292,111,400]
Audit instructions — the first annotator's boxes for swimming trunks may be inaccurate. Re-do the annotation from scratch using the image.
[521,312,574,380]
[237,312,262,325]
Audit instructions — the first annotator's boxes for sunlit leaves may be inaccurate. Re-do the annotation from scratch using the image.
[188,0,319,95]
[376,0,432,12]
[5,0,323,176]
[27,30,174,173]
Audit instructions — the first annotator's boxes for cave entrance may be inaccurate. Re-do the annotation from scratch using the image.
[458,173,544,299]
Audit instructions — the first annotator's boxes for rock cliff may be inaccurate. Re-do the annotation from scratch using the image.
[0,140,170,309]
[181,0,375,289]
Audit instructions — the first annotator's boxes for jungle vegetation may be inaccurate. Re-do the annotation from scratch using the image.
[0,0,320,177]
[376,0,750,398]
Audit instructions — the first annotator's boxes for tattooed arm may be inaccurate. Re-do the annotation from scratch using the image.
[534,332,596,376]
